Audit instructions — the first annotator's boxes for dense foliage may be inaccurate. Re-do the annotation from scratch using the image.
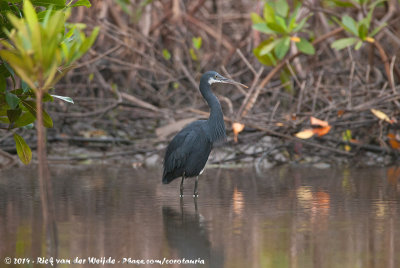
[0,0,98,164]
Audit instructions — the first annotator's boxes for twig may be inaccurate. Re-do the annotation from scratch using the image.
[177,59,198,90]
[121,92,160,112]
[75,45,122,69]
[296,81,306,114]
[373,40,393,88]
[237,67,263,119]
[236,49,257,75]
[348,60,355,109]
[184,14,235,53]
[312,71,323,113]
[49,135,132,144]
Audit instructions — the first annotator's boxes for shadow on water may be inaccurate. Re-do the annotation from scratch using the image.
[1,165,400,267]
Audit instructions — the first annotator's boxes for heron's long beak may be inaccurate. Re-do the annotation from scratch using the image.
[220,77,248,88]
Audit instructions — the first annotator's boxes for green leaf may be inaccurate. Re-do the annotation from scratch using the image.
[24,0,42,62]
[10,88,24,96]
[7,108,22,123]
[0,63,12,78]
[275,0,289,17]
[5,92,20,109]
[42,92,54,102]
[0,74,5,92]
[252,23,274,34]
[2,61,15,87]
[162,49,171,60]
[274,36,290,59]
[71,0,91,7]
[355,40,363,50]
[37,9,58,22]
[342,15,358,36]
[189,48,197,61]
[259,39,281,56]
[331,37,358,50]
[263,3,275,23]
[342,129,352,141]
[21,80,30,93]
[250,12,264,24]
[358,23,368,40]
[330,0,355,7]
[13,133,32,164]
[0,50,37,90]
[14,112,35,128]
[75,26,100,61]
[296,38,315,55]
[253,40,277,66]
[288,3,301,27]
[31,0,66,8]
[364,0,385,28]
[293,14,311,33]
[275,16,287,32]
[51,94,74,104]
[192,37,202,50]
[266,22,287,34]
[370,22,387,37]
[288,17,297,32]
[21,100,53,128]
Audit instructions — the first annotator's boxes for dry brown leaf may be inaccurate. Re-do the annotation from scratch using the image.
[387,133,400,150]
[337,110,345,117]
[232,122,245,143]
[313,125,331,137]
[371,109,392,124]
[295,129,315,139]
[310,116,329,127]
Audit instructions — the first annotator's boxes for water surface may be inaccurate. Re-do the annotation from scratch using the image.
[1,165,400,267]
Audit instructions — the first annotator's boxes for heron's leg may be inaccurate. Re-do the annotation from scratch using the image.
[194,196,198,214]
[180,196,184,217]
[180,175,185,197]
[193,176,199,197]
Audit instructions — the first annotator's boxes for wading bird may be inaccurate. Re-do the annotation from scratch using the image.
[162,71,247,197]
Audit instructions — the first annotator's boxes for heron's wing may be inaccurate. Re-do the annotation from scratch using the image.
[163,129,199,174]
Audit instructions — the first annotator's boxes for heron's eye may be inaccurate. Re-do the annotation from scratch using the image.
[214,75,218,78]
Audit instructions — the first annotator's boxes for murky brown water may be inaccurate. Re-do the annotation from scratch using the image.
[1,165,400,267]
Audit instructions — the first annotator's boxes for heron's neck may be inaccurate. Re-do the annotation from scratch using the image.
[200,81,226,142]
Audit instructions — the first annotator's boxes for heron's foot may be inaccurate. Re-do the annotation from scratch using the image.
[193,176,199,198]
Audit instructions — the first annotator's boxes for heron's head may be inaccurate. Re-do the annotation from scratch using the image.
[202,71,248,88]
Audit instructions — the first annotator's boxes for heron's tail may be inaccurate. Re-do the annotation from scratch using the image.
[162,172,175,184]
[162,174,173,184]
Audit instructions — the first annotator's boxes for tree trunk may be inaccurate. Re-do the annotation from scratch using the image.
[35,90,58,259]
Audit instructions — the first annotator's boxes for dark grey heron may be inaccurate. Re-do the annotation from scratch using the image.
[162,71,247,197]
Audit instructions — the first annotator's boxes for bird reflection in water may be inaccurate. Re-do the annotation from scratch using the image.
[162,199,223,268]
